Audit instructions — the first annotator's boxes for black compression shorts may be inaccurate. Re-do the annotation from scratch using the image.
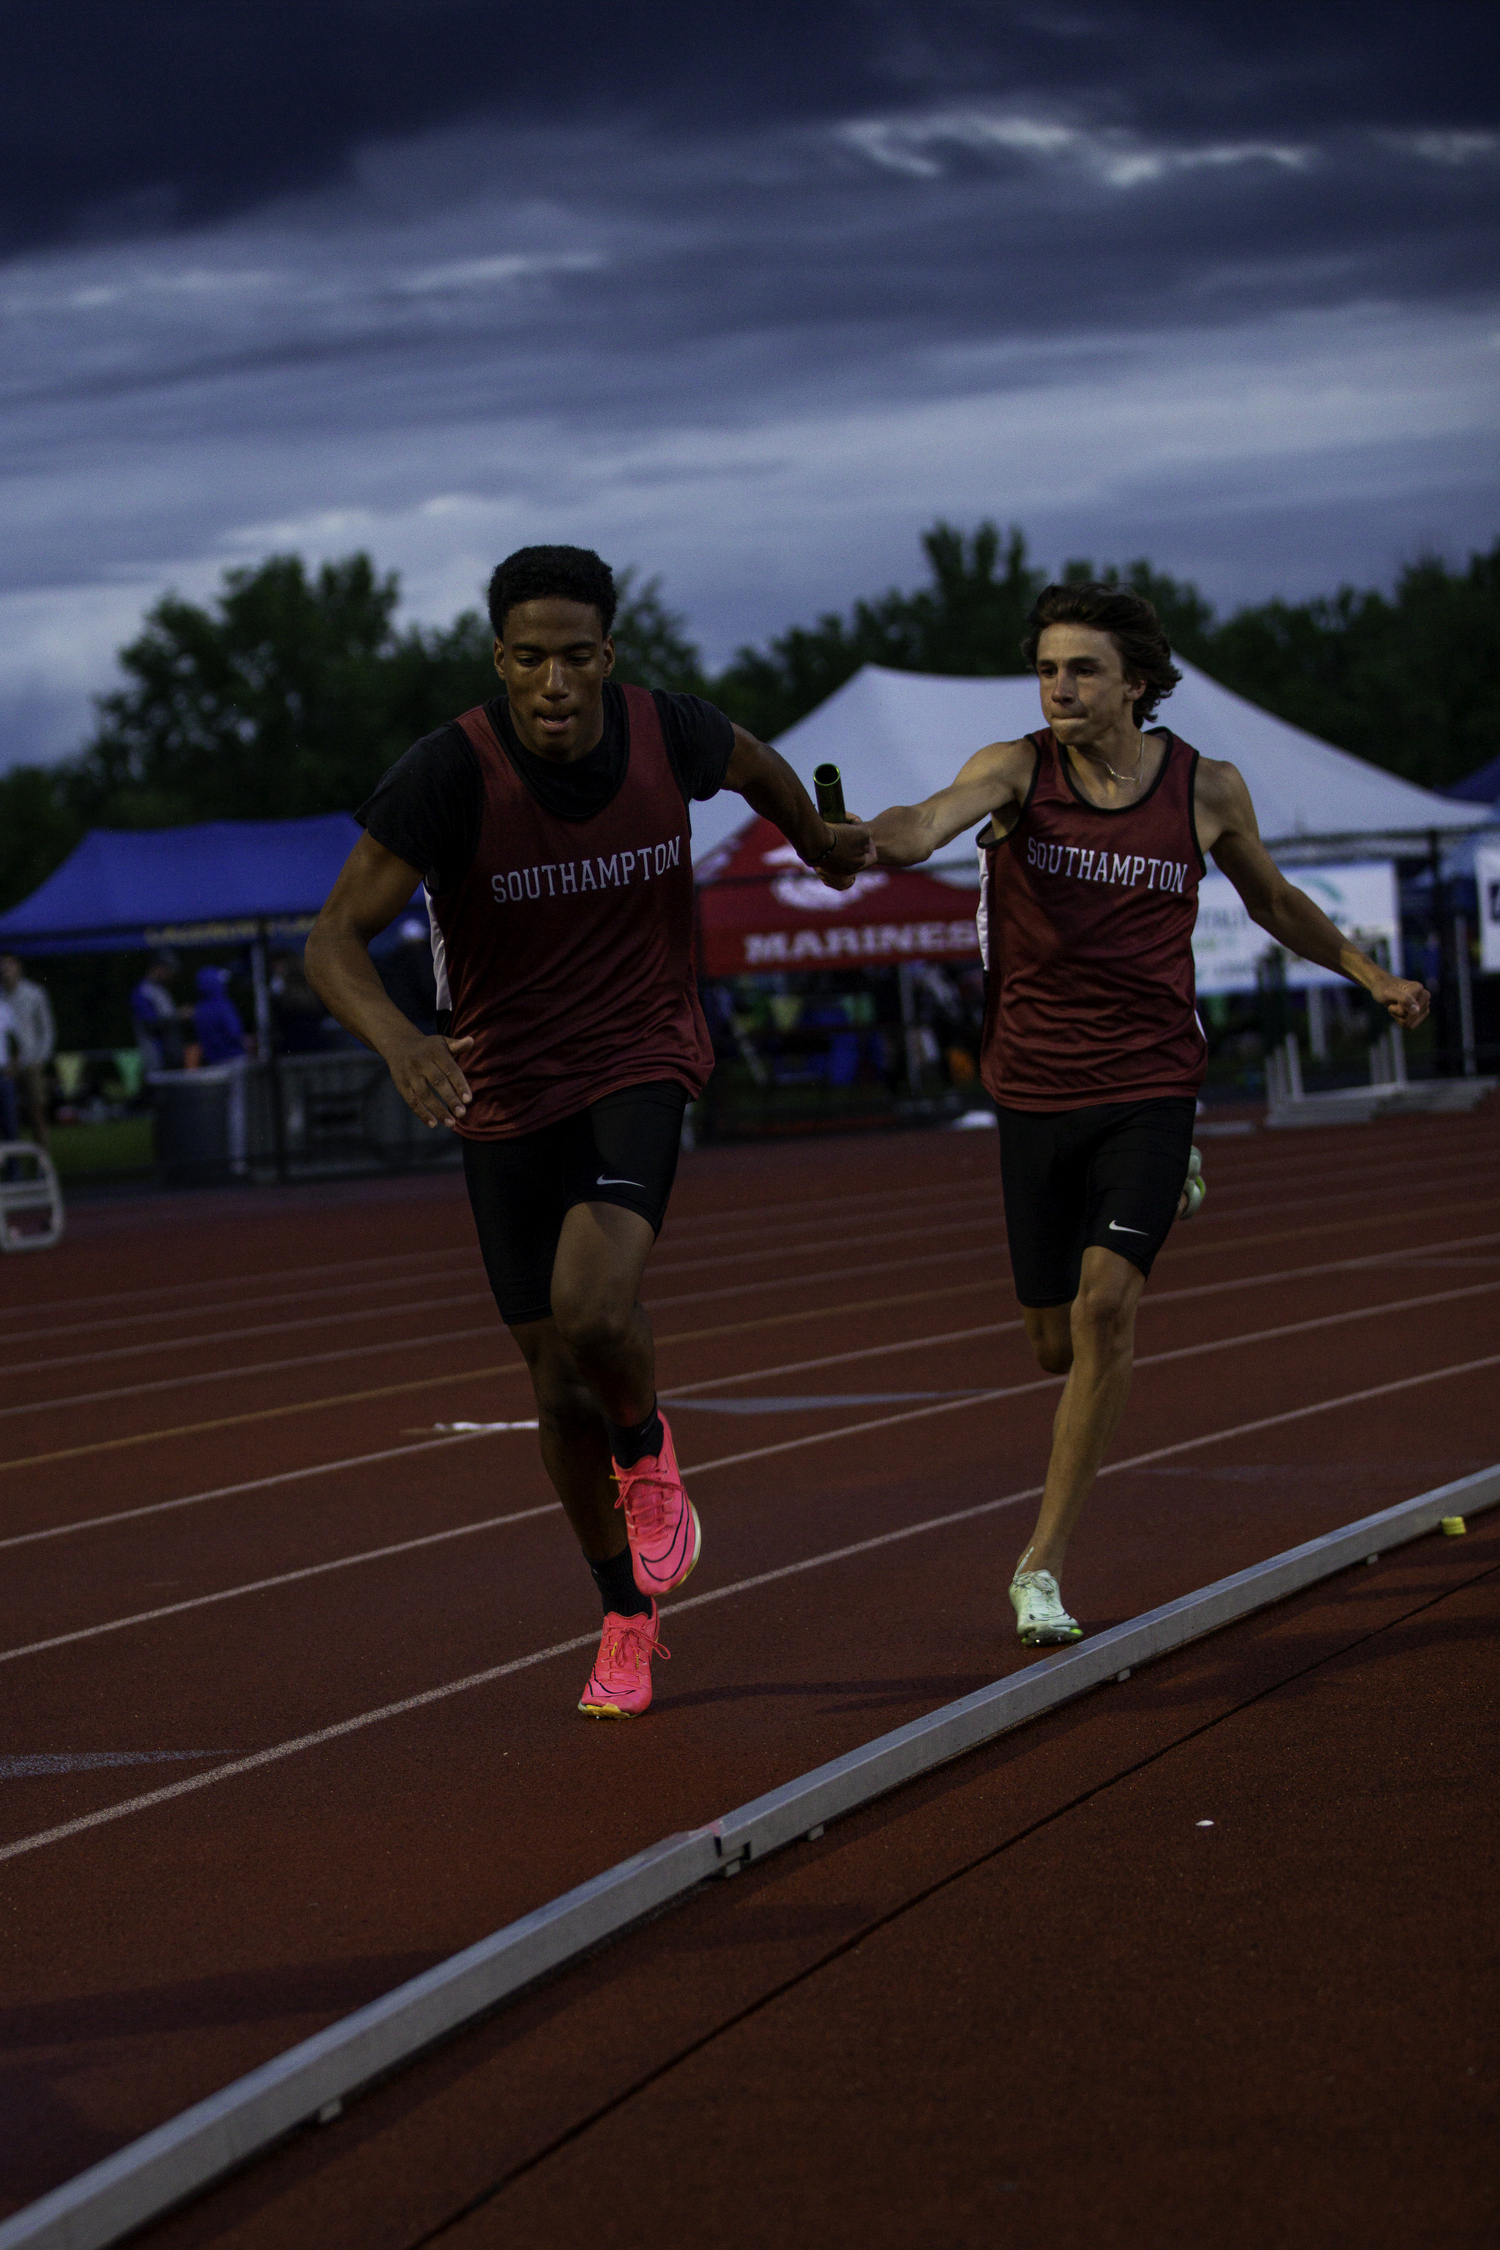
[462,1080,688,1326]
[997,1096,1196,1307]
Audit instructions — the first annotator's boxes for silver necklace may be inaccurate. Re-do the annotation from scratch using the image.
[1093,735,1145,787]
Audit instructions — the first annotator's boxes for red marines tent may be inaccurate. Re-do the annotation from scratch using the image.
[694,815,980,976]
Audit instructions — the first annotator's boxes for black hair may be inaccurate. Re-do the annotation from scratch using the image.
[486,545,617,638]
[1020,581,1182,724]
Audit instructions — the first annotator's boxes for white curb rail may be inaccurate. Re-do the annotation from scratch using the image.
[3,1463,1496,2250]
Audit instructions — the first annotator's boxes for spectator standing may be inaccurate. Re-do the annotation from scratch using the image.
[193,966,250,1064]
[0,987,18,1142]
[0,955,56,1149]
[269,952,328,1053]
[132,955,188,1072]
[194,965,252,1173]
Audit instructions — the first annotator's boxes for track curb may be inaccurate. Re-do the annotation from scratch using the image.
[4,1462,1497,2250]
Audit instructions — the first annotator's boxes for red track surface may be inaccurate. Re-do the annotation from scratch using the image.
[1,1105,1497,2241]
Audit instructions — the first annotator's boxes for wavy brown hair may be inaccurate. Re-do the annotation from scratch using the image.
[1021,581,1182,724]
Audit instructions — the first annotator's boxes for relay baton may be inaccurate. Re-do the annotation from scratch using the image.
[814,763,848,823]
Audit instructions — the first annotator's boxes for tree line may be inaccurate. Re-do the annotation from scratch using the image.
[3,524,1497,917]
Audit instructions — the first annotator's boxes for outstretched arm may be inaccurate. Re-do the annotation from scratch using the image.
[724,727,872,884]
[305,833,476,1128]
[868,738,1034,867]
[1198,761,1430,1028]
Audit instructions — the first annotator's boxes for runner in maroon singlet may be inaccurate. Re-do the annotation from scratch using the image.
[860,581,1430,1647]
[308,545,870,1717]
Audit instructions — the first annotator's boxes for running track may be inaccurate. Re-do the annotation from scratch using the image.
[1,1105,1496,2239]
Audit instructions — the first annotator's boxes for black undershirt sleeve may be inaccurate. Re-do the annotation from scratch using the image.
[356,725,484,895]
[652,692,735,803]
[358,690,733,883]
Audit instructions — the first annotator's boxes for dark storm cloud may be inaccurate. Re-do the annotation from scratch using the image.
[5,0,1496,254]
[1,3,1497,768]
[2,106,1494,453]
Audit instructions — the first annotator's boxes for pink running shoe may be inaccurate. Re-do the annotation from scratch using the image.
[577,1603,668,1719]
[613,1413,702,1598]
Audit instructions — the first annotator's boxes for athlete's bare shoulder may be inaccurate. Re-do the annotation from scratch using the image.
[957,732,1040,843]
[1191,754,1257,857]
[952,731,1038,807]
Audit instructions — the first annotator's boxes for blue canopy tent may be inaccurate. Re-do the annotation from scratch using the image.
[0,814,366,955]
[0,812,424,1073]
[1445,753,1500,808]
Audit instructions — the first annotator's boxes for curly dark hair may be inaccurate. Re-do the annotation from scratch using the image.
[487,545,617,638]
[1020,581,1182,724]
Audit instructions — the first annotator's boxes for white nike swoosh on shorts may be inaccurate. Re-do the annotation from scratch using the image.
[596,1176,646,1189]
[1107,1220,1148,1235]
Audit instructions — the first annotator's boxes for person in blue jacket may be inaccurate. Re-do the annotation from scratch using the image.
[193,966,249,1064]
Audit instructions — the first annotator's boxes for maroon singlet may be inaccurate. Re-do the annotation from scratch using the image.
[977,729,1207,1111]
[430,684,713,1138]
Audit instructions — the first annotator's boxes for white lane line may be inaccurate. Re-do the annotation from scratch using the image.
[0,1431,505,1555]
[0,1242,1008,1421]
[6,1231,1496,1556]
[0,1634,603,1866]
[1145,1276,1500,1366]
[0,1325,508,1422]
[1,1128,1487,1353]
[14,1142,1494,1379]
[665,1323,1019,1396]
[1171,1141,1489,1198]
[0,1751,229,1777]
[674,1277,1500,1478]
[5,1133,1483,1347]
[0,1206,989,1377]
[0,1504,559,1666]
[4,1346,1496,1866]
[0,1243,474,1331]
[669,1393,979,1414]
[0,1176,971,1340]
[12,1165,1499,1417]
[0,1269,486,1354]
[7,1277,1495,1667]
[661,1231,1500,1398]
[2,1293,496,1381]
[432,1420,539,1433]
[649,1209,991,1282]
[2,1224,1007,1395]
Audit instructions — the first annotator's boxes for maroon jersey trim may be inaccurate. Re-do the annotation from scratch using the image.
[431,685,713,1139]
[977,726,1207,1113]
[1055,725,1174,818]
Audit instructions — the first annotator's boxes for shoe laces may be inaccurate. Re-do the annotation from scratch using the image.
[601,1612,670,1672]
[614,1463,673,1541]
[1015,1571,1073,1622]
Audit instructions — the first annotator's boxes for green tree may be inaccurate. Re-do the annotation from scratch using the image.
[609,570,709,693]
[0,551,719,916]
[70,553,495,828]
[1060,554,1218,661]
[0,763,85,918]
[5,529,1496,926]
[711,521,1045,739]
[1205,545,1500,789]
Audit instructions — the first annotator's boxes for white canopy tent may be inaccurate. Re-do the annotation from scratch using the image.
[690,660,1492,870]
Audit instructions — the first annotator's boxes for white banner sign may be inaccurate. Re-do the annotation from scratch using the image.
[1193,860,1402,995]
[1478,845,1500,973]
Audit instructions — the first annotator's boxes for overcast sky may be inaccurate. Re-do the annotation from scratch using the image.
[2,0,1497,770]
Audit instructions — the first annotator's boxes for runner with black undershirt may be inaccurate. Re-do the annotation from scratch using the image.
[859,581,1430,1647]
[307,545,869,1717]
